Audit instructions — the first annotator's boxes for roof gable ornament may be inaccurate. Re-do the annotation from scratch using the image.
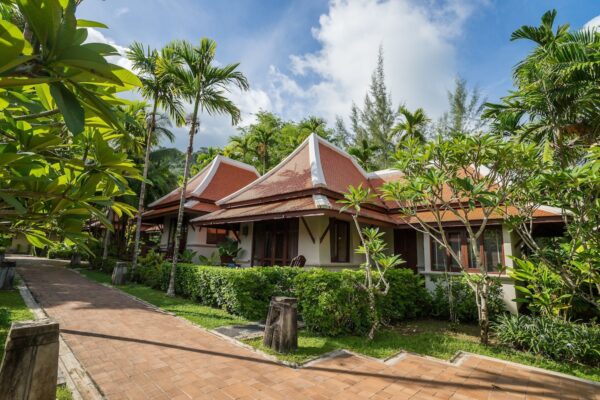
[308,132,327,187]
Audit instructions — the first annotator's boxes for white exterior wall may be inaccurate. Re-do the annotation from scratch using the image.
[420,224,519,314]
[237,222,254,266]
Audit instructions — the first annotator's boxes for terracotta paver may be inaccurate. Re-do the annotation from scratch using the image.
[15,258,599,400]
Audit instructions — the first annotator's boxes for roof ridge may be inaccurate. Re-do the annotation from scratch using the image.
[308,133,327,187]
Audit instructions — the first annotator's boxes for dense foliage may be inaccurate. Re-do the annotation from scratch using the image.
[295,268,430,336]
[0,0,142,251]
[135,257,429,334]
[430,276,505,323]
[493,314,600,366]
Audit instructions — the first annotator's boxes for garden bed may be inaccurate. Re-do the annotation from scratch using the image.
[0,288,34,359]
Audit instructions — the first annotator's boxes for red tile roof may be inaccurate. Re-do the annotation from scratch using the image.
[192,134,563,227]
[144,155,260,215]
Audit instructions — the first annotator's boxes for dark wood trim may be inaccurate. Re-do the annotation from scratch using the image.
[301,217,315,244]
[222,187,389,213]
[319,220,332,244]
[232,229,241,243]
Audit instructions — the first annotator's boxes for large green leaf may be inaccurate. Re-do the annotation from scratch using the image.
[76,19,109,29]
[16,0,63,53]
[49,82,84,134]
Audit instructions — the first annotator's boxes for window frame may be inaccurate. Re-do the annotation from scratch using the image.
[206,228,228,245]
[430,227,504,273]
[330,218,351,263]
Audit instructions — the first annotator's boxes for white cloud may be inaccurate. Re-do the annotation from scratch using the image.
[272,0,482,123]
[584,15,600,31]
[115,7,129,17]
[85,28,133,71]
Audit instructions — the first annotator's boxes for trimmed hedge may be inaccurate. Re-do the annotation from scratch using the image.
[295,269,431,336]
[137,260,431,335]
[153,263,303,320]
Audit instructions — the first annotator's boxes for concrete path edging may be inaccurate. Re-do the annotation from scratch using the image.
[17,275,105,400]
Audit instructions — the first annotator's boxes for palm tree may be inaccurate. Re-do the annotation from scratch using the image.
[348,139,380,171]
[392,106,430,144]
[251,124,277,174]
[228,133,253,164]
[484,10,600,165]
[164,38,249,296]
[127,42,185,274]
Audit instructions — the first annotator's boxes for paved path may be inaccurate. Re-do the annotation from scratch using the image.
[15,258,599,400]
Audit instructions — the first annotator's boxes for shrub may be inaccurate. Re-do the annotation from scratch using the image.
[493,314,600,366]
[294,268,431,336]
[160,264,303,320]
[48,244,75,260]
[136,250,166,288]
[430,275,505,323]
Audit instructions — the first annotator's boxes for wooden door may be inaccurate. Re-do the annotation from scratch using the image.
[394,229,418,272]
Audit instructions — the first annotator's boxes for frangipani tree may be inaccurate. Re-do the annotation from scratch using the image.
[340,185,403,339]
[0,0,142,251]
[382,134,540,344]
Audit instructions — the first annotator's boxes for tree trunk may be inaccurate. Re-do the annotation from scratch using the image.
[167,102,200,296]
[478,284,490,345]
[131,101,158,274]
[102,209,112,263]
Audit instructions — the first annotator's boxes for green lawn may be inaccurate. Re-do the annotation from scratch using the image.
[0,289,34,360]
[72,267,599,383]
[244,320,600,382]
[74,268,249,329]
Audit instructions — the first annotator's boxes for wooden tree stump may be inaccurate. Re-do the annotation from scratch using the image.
[0,260,16,290]
[263,297,298,353]
[0,319,59,400]
[111,262,128,285]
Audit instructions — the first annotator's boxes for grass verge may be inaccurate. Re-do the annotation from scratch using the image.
[243,320,600,382]
[74,268,249,329]
[0,288,34,359]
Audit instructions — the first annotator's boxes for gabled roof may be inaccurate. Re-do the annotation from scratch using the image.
[145,156,259,216]
[192,134,564,227]
[217,133,385,208]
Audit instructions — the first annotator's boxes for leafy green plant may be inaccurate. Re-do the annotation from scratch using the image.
[197,251,220,266]
[430,275,505,323]
[0,0,141,251]
[178,249,197,264]
[493,314,600,366]
[340,184,404,339]
[294,268,430,336]
[137,250,166,288]
[217,237,242,258]
[510,257,572,318]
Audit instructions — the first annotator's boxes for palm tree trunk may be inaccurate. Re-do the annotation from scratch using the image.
[131,101,159,274]
[167,101,200,296]
[102,209,113,263]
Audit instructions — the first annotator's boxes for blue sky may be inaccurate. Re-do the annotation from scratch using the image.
[77,0,600,150]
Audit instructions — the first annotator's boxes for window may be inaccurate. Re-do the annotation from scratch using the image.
[330,219,350,263]
[430,228,503,272]
[252,219,299,266]
[206,228,228,245]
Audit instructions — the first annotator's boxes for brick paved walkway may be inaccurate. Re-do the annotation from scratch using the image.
[16,258,599,400]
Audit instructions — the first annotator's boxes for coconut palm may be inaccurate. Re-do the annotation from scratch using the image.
[392,106,430,144]
[127,42,185,274]
[229,133,253,164]
[163,38,249,296]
